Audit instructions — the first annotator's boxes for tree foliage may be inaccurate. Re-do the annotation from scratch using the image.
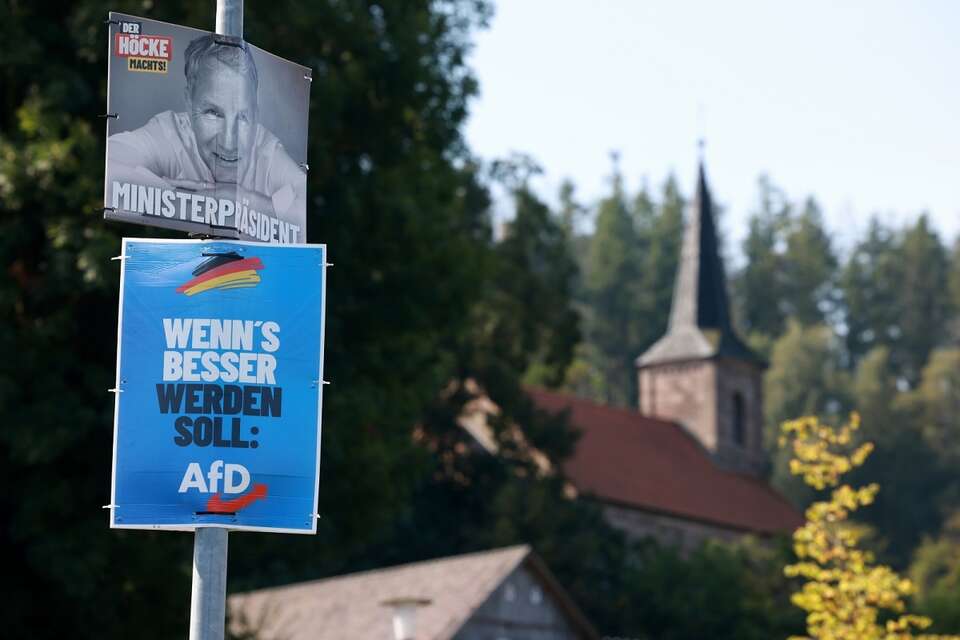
[572,173,682,407]
[581,167,642,406]
[733,177,837,340]
[841,216,950,383]
[2,1,497,636]
[781,414,960,640]
[845,348,947,567]
[910,515,960,635]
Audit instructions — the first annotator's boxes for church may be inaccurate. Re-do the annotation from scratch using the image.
[529,162,802,550]
[226,165,803,639]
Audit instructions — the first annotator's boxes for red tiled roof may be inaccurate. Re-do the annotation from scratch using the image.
[528,388,803,535]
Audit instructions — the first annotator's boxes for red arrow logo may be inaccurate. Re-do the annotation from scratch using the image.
[205,483,268,513]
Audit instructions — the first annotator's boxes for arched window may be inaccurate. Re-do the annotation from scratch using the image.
[732,392,746,446]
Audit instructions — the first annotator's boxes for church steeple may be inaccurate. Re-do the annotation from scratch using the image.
[638,162,759,367]
[636,159,766,477]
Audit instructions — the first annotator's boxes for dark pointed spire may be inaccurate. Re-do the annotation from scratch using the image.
[638,162,761,367]
[668,162,731,331]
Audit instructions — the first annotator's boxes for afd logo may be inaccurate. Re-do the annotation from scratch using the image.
[177,251,264,296]
[179,460,268,513]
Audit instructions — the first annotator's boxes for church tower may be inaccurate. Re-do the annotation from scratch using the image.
[636,162,766,476]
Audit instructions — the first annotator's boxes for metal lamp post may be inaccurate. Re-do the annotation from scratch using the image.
[188,6,243,640]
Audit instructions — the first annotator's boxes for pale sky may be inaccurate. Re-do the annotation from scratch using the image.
[465,0,960,258]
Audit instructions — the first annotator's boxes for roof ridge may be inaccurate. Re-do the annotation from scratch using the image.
[526,387,680,429]
[435,546,532,640]
[725,471,802,509]
[231,544,531,598]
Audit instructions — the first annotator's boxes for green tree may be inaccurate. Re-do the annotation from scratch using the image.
[365,162,585,558]
[2,1,495,636]
[766,328,947,565]
[558,178,587,240]
[948,240,960,342]
[638,174,684,346]
[765,322,848,437]
[910,515,960,634]
[848,347,948,566]
[841,218,901,366]
[764,321,849,503]
[617,537,802,640]
[908,349,960,464]
[735,175,790,338]
[581,166,642,407]
[734,178,836,340]
[851,347,902,447]
[840,216,948,384]
[902,354,960,621]
[488,174,582,393]
[568,172,682,408]
[631,179,656,235]
[781,197,838,326]
[896,216,950,385]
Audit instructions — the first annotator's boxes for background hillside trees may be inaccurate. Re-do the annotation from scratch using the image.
[569,170,960,590]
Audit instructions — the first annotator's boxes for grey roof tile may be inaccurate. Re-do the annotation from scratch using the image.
[229,546,531,640]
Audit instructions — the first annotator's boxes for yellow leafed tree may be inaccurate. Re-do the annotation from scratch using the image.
[781,414,960,640]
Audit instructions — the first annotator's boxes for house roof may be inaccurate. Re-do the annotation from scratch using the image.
[637,163,762,367]
[529,388,803,535]
[228,545,599,640]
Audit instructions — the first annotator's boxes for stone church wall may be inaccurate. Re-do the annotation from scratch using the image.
[638,358,766,477]
[638,361,717,450]
[602,502,743,554]
[714,357,766,476]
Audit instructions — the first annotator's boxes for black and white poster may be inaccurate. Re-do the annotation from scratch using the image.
[104,12,311,243]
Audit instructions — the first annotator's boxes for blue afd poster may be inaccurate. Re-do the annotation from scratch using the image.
[110,238,326,533]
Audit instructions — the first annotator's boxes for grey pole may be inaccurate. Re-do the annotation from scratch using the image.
[189,527,230,640]
[216,0,243,38]
[188,6,242,639]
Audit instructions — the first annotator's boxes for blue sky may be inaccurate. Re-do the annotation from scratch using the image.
[465,0,959,258]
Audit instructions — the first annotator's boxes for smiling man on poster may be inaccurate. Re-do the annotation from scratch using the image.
[104,13,311,244]
[108,34,305,231]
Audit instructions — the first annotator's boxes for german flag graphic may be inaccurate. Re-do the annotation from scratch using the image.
[177,252,264,296]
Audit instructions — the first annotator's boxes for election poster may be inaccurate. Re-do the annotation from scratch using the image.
[104,13,311,244]
[110,238,326,533]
